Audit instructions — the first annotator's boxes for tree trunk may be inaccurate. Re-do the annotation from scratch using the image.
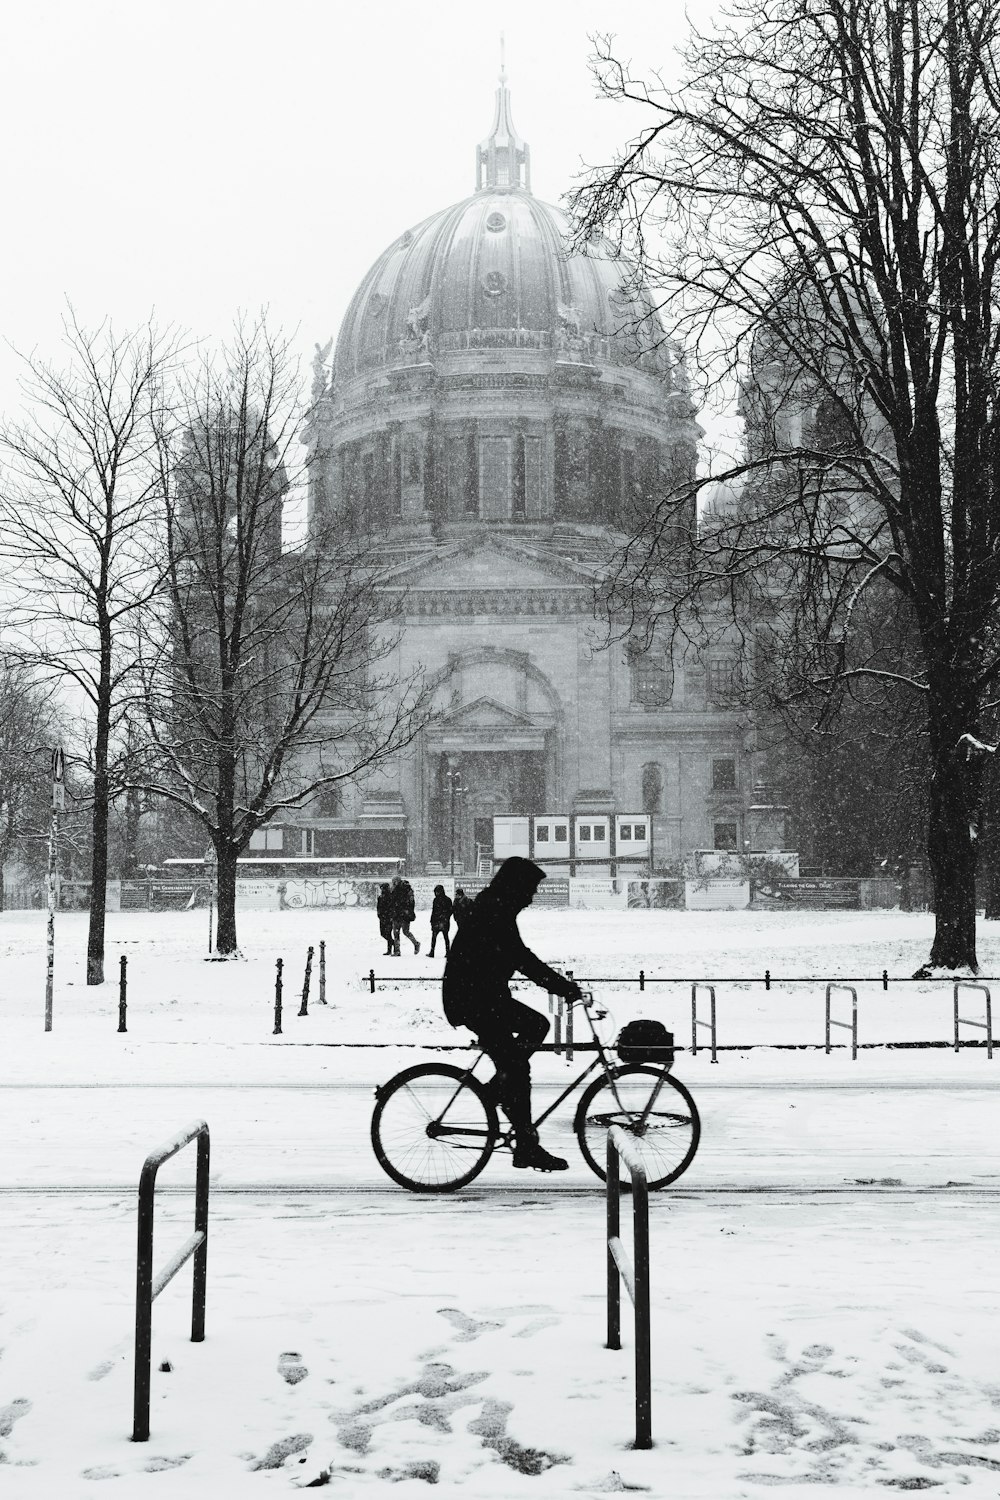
[86,669,112,984]
[214,843,239,956]
[925,692,984,970]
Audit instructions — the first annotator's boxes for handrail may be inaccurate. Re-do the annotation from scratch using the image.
[606,1125,652,1449]
[691,983,718,1063]
[953,982,993,1059]
[825,984,858,1059]
[133,1120,210,1442]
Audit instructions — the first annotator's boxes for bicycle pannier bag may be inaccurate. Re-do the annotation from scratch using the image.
[616,1019,674,1066]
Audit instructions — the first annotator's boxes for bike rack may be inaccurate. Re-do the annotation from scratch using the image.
[690,983,718,1062]
[606,1125,652,1450]
[825,984,858,1059]
[133,1120,210,1442]
[954,982,993,1058]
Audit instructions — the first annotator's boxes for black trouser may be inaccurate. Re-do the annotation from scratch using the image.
[428,923,450,956]
[473,999,550,1139]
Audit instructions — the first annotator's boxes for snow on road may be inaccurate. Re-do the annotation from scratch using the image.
[2,906,1000,1495]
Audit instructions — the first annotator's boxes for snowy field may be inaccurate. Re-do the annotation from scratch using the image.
[2,907,1000,1497]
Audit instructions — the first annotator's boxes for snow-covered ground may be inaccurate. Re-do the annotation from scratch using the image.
[2,908,1000,1496]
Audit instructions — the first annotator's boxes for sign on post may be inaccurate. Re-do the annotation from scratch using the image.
[51,747,65,811]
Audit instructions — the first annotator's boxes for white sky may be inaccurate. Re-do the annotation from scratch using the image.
[0,0,737,454]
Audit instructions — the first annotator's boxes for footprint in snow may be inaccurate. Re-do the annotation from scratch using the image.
[0,1398,31,1437]
[436,1307,502,1341]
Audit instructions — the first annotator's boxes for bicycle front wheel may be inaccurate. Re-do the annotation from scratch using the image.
[575,1065,700,1190]
[371,1063,498,1192]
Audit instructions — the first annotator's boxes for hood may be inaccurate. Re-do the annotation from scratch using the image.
[483,856,547,912]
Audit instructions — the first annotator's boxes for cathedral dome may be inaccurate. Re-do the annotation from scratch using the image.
[310,71,700,536]
[333,190,661,381]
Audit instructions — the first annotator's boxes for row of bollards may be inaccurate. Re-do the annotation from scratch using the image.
[116,943,329,1037]
[274,942,327,1035]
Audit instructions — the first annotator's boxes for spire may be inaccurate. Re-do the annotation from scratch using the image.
[476,41,531,193]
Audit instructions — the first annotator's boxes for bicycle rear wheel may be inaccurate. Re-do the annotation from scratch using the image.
[371,1063,498,1192]
[575,1065,700,1190]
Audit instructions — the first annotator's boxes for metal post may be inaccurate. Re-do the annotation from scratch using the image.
[606,1135,621,1351]
[765,968,771,990]
[118,955,128,1033]
[318,941,327,1004]
[639,968,645,992]
[298,946,313,1016]
[882,968,889,991]
[369,967,376,994]
[633,1171,651,1449]
[273,959,283,1035]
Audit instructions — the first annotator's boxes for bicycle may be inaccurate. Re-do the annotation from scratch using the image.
[370,990,700,1192]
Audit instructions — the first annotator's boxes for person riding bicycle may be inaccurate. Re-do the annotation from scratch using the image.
[442,856,581,1172]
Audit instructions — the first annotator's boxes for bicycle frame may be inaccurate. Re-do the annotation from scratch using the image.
[432,993,673,1142]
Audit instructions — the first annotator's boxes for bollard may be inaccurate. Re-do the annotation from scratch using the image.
[639,969,645,992]
[882,968,889,991]
[273,959,283,1035]
[765,969,771,990]
[318,941,327,1004]
[298,946,314,1017]
[369,968,376,995]
[118,955,127,1033]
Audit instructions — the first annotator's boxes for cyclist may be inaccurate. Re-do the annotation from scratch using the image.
[442,856,581,1172]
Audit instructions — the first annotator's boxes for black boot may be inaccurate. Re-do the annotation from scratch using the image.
[512,1132,568,1172]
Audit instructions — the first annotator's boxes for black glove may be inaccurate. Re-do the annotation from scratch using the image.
[562,980,583,1003]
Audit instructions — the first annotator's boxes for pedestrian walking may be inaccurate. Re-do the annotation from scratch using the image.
[376,882,394,954]
[389,873,420,956]
[428,884,453,956]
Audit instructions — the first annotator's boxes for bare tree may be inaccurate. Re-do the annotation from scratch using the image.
[0,659,62,909]
[571,0,1000,970]
[139,318,426,957]
[0,312,178,980]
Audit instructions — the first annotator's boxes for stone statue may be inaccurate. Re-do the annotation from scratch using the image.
[311,338,333,400]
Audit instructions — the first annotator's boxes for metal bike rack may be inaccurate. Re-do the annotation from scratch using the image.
[133,1120,210,1442]
[690,983,718,1062]
[825,984,858,1059]
[954,982,993,1058]
[606,1125,652,1449]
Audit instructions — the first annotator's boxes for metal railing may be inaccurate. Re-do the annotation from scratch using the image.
[825,984,858,1059]
[953,982,993,1059]
[133,1120,210,1443]
[606,1126,652,1450]
[691,983,718,1063]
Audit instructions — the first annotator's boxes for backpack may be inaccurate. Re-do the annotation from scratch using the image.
[616,1019,674,1066]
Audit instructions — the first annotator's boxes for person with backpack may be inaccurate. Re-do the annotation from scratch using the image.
[428,884,453,957]
[442,856,580,1172]
[389,873,420,956]
[376,882,394,955]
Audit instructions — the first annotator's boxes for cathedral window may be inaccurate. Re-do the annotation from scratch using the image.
[479,436,512,518]
[713,821,739,851]
[513,435,526,516]
[712,757,737,791]
[631,651,671,707]
[706,656,742,705]
[641,762,663,814]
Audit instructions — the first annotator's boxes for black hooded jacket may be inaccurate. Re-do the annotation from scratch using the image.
[442,857,575,1028]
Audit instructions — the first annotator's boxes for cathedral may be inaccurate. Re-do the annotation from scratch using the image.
[297,73,750,879]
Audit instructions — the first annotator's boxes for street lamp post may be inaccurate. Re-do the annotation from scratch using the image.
[446,757,464,877]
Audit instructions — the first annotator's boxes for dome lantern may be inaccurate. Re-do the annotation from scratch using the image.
[476,50,531,194]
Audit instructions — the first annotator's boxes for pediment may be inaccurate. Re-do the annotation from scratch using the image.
[385,538,593,593]
[438,696,536,730]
